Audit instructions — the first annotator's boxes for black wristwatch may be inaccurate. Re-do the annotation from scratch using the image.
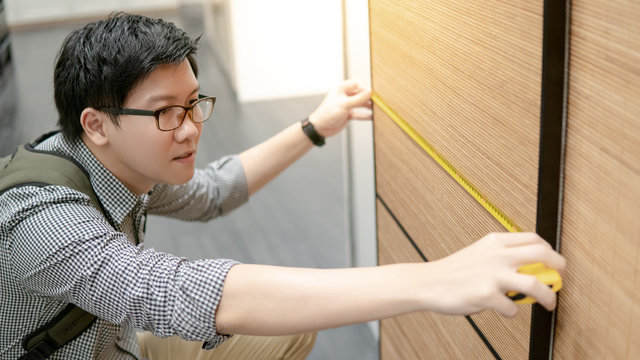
[300,118,325,147]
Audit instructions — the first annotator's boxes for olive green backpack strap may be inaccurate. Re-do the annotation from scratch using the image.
[0,133,103,360]
[0,143,104,215]
[18,304,97,360]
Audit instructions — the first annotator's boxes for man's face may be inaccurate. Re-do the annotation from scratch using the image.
[104,59,203,194]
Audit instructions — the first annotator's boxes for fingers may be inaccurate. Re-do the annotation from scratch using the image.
[482,232,565,271]
[337,79,372,108]
[503,273,558,311]
[339,79,366,95]
[486,232,548,247]
[349,107,373,120]
[491,293,520,317]
[429,232,563,318]
[345,88,372,108]
[485,232,566,274]
[505,244,567,274]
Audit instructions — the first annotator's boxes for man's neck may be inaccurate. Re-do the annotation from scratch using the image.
[81,135,153,196]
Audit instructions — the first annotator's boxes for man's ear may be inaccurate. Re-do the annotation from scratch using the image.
[80,107,110,146]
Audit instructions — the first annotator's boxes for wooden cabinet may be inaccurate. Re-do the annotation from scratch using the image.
[553,1,640,358]
[371,0,640,358]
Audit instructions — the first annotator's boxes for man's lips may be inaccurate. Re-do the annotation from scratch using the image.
[174,151,195,160]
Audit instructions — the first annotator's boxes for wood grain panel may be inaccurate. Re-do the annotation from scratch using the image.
[377,199,495,360]
[370,0,543,231]
[374,106,531,359]
[553,1,640,358]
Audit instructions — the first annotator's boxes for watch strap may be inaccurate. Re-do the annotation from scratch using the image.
[300,118,325,147]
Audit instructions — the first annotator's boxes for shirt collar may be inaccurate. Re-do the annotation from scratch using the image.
[38,132,142,226]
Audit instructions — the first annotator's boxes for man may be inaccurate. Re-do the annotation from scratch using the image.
[0,13,565,359]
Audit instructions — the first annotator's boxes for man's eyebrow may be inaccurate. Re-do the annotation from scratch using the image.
[145,87,200,105]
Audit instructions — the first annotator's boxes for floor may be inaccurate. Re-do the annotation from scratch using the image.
[0,5,378,360]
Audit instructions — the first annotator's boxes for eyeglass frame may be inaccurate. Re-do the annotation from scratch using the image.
[96,94,216,131]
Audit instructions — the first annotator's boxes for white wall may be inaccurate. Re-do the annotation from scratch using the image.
[225,0,344,102]
[343,0,374,269]
[5,0,178,27]
[342,0,377,339]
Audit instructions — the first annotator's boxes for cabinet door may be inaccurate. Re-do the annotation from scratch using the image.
[372,0,640,358]
[553,0,640,358]
[371,0,544,358]
[370,0,543,231]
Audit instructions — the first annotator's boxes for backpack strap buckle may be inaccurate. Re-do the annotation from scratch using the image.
[19,337,58,360]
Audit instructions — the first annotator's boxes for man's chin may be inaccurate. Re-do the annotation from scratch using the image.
[165,168,195,185]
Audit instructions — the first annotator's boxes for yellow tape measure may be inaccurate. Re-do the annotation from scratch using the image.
[371,93,562,304]
[508,263,563,304]
[371,93,521,233]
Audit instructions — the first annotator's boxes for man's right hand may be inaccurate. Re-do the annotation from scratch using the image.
[415,232,566,317]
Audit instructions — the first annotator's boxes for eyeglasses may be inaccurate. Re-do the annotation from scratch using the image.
[97,94,216,131]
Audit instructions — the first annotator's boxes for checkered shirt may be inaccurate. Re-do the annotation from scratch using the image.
[0,132,248,359]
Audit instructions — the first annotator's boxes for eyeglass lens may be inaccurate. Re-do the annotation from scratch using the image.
[158,98,214,130]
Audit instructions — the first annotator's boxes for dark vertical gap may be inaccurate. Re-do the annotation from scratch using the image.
[376,194,502,360]
[530,0,570,359]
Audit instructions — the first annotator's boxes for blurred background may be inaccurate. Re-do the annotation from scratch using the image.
[0,0,377,359]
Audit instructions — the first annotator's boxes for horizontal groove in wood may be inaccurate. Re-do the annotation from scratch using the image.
[374,106,531,359]
[370,0,543,231]
[553,0,640,358]
[377,198,496,360]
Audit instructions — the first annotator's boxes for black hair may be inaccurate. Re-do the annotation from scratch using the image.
[54,12,200,141]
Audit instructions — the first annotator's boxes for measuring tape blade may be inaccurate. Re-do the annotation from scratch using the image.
[372,93,521,232]
[371,92,562,303]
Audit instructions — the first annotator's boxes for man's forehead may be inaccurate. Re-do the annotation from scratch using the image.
[125,60,199,105]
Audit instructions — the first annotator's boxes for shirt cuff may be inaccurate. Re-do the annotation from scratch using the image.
[202,334,232,350]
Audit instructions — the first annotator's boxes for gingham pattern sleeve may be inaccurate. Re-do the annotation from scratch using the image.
[2,185,239,343]
[148,155,249,220]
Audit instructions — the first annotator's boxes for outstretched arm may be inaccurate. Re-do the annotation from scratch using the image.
[215,232,566,336]
[238,80,372,196]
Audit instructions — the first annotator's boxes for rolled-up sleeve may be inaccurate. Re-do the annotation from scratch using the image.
[2,186,239,345]
[148,155,249,221]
